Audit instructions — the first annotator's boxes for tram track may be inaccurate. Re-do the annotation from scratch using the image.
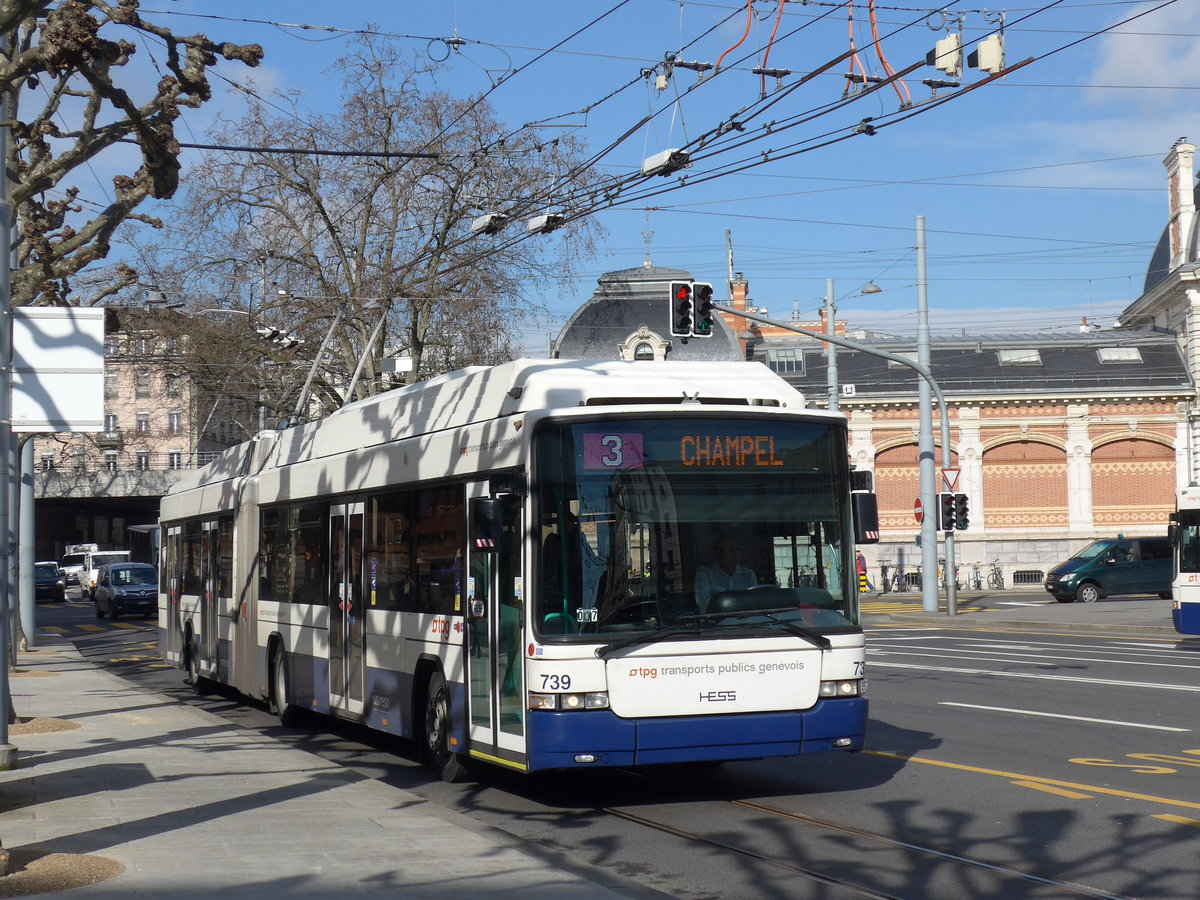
[596,767,1131,900]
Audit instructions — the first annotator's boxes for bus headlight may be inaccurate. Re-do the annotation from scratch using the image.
[820,679,865,698]
[528,691,610,711]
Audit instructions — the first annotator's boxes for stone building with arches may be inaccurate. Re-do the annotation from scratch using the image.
[808,331,1192,583]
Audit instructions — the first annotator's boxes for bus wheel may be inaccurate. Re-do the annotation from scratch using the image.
[1076,583,1100,604]
[424,672,471,783]
[187,638,210,695]
[271,651,299,727]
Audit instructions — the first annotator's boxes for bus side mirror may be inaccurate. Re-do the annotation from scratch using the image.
[471,497,502,553]
[1169,524,1178,546]
[852,492,880,544]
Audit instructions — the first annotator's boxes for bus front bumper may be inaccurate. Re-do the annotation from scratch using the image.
[525,697,867,771]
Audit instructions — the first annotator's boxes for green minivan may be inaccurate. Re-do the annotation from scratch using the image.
[1043,536,1173,603]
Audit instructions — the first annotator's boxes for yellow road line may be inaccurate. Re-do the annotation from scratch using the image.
[1154,814,1200,827]
[1011,780,1092,800]
[76,624,105,632]
[39,626,67,634]
[866,749,1200,813]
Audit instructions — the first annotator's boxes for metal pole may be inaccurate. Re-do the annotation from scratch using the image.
[18,436,31,648]
[825,278,838,413]
[915,218,957,614]
[916,217,939,613]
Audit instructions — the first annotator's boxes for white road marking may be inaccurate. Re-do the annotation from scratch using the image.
[873,660,1200,693]
[995,602,1047,607]
[867,647,1200,672]
[938,701,1189,732]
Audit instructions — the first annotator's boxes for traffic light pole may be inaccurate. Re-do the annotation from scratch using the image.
[712,299,959,616]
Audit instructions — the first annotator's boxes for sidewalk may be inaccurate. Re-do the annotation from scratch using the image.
[864,590,1185,637]
[1,641,650,899]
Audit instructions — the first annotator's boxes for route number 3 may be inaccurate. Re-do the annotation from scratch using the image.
[599,434,623,468]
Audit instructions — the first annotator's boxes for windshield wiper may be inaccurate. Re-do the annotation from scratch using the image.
[594,624,704,659]
[684,605,832,650]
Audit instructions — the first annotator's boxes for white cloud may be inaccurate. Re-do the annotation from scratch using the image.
[1086,2,1200,115]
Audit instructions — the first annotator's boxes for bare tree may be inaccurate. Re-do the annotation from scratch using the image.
[1,1,262,307]
[148,35,600,423]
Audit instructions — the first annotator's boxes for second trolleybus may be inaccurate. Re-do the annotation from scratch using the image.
[158,359,872,779]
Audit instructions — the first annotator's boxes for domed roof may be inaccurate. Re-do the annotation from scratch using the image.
[1144,181,1200,294]
[553,264,743,362]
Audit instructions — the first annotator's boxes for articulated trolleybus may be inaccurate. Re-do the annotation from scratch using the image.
[159,360,869,779]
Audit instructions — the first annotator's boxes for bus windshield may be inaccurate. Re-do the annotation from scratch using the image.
[533,416,857,639]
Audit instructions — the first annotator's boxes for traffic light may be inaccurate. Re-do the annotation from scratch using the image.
[669,281,693,337]
[938,492,955,532]
[693,282,715,337]
[953,493,970,531]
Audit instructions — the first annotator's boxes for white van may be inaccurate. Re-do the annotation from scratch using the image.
[80,550,132,600]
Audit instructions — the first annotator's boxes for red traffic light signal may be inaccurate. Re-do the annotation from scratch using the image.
[938,492,955,532]
[670,281,693,336]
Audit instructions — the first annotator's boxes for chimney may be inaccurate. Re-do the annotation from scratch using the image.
[1164,138,1196,271]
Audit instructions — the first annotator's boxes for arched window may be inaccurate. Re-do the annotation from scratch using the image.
[634,342,655,360]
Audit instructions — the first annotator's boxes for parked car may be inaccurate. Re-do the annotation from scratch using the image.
[1044,536,1173,603]
[34,561,66,601]
[94,562,158,620]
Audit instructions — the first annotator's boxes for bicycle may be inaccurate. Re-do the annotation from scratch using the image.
[879,562,891,594]
[971,565,983,590]
[987,563,1004,590]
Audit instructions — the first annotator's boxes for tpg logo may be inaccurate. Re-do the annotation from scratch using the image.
[699,690,736,702]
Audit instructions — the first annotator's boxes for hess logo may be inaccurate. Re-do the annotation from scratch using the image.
[699,690,736,702]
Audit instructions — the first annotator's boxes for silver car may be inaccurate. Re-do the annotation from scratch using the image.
[94,563,158,620]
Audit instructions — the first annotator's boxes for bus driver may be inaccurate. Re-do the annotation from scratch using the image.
[694,532,757,613]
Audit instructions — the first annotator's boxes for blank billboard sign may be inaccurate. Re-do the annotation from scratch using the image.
[11,306,105,433]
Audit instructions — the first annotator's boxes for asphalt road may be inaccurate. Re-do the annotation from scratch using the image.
[28,597,1200,899]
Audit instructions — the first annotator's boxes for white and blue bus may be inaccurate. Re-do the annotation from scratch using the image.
[159,360,869,779]
[1171,485,1200,634]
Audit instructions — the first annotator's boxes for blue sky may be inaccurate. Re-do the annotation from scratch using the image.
[129,1,1199,347]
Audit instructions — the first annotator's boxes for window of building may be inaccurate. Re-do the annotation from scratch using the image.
[135,370,151,398]
[168,450,183,470]
[134,336,151,355]
[104,336,120,357]
[105,372,119,399]
[166,372,182,397]
[104,413,118,432]
[103,451,118,472]
[1097,347,1142,364]
[136,412,150,434]
[997,349,1042,366]
[770,348,807,375]
[633,342,655,361]
[168,411,182,433]
[40,454,54,472]
[136,452,150,471]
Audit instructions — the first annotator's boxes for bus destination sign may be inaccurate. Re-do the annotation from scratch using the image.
[583,431,787,470]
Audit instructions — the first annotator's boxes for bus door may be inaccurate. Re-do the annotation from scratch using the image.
[466,485,527,765]
[163,525,182,663]
[200,521,220,672]
[328,501,366,716]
